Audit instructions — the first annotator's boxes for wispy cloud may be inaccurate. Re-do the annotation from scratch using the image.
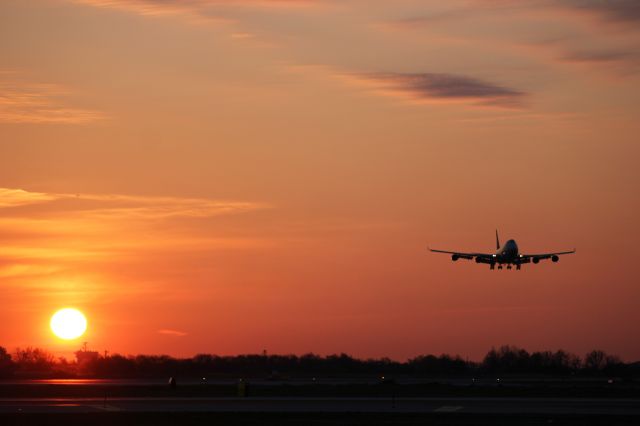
[0,75,106,124]
[384,2,640,79]
[467,0,640,23]
[558,48,640,73]
[0,188,270,264]
[516,38,640,76]
[0,187,273,312]
[0,188,58,208]
[564,0,640,24]
[72,0,228,24]
[560,49,634,64]
[157,329,188,337]
[466,0,640,27]
[345,72,527,108]
[71,0,325,23]
[0,189,266,220]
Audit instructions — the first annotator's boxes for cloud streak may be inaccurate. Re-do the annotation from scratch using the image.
[0,186,275,323]
[72,0,325,22]
[346,72,527,108]
[0,189,267,220]
[72,0,227,24]
[0,188,58,208]
[558,48,640,69]
[157,329,188,337]
[466,0,640,23]
[384,2,640,79]
[0,76,106,124]
[561,50,633,63]
[0,188,270,265]
[564,0,640,23]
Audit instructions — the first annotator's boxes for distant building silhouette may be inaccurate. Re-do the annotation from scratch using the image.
[75,343,100,374]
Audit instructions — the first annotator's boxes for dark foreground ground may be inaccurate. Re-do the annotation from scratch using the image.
[1,412,640,426]
[0,378,638,425]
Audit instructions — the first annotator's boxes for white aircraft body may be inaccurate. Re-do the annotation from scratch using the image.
[429,231,575,270]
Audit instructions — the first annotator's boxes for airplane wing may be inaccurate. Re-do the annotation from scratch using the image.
[520,249,576,263]
[429,248,494,261]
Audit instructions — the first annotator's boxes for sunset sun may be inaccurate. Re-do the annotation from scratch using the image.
[50,308,87,340]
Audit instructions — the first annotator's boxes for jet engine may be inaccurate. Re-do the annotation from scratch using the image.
[552,255,559,262]
[532,258,540,264]
[452,254,459,261]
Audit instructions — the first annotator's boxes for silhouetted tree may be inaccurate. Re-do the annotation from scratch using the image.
[0,346,15,377]
[483,346,531,373]
[13,347,55,373]
[584,350,607,371]
[408,354,470,375]
[602,353,625,376]
[1,344,636,379]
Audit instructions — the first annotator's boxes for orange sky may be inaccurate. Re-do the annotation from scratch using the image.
[1,0,639,361]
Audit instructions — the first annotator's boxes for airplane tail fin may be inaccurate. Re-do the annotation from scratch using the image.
[495,229,501,249]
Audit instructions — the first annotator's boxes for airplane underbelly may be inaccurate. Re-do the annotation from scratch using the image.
[499,250,517,262]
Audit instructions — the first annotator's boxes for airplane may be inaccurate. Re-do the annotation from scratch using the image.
[429,230,575,270]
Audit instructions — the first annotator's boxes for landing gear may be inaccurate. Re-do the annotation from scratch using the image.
[493,263,520,270]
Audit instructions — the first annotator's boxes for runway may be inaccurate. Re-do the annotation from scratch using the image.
[1,396,639,415]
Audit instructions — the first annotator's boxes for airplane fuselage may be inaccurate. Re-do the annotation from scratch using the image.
[495,239,519,263]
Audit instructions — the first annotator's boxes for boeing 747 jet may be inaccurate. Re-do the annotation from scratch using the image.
[429,231,575,270]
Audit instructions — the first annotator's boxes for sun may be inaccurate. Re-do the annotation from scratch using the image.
[50,308,87,340]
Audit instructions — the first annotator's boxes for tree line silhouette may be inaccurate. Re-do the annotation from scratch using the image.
[0,345,637,379]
